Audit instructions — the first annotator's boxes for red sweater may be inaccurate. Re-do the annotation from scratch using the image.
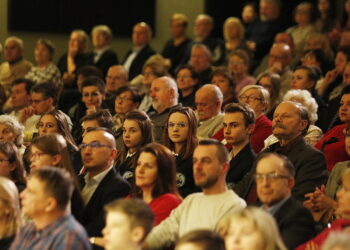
[251,115,272,153]
[149,193,181,225]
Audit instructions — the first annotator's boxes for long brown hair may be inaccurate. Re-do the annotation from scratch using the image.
[132,143,180,199]
[164,107,198,159]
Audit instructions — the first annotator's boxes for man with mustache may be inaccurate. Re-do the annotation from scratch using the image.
[235,101,328,203]
[195,84,224,139]
[79,127,130,244]
[148,76,181,143]
[144,139,246,250]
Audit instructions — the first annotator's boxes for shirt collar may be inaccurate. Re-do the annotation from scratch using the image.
[263,195,290,215]
[84,165,113,185]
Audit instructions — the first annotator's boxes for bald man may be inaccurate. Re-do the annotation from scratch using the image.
[79,128,131,238]
[123,22,156,80]
[104,65,128,112]
[149,76,181,142]
[194,14,225,66]
[195,84,224,139]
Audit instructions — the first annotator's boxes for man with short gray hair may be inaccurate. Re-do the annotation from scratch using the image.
[195,84,224,139]
[149,76,181,142]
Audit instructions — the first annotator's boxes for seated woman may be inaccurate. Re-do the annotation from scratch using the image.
[264,89,323,148]
[30,133,84,220]
[304,125,350,223]
[0,141,26,192]
[211,67,237,108]
[256,72,281,120]
[315,87,350,171]
[176,65,199,109]
[217,206,287,250]
[0,115,25,155]
[228,49,255,94]
[0,177,22,250]
[297,168,350,250]
[238,85,272,153]
[25,39,61,86]
[164,107,200,197]
[223,17,248,60]
[132,142,182,225]
[37,110,81,174]
[115,110,153,184]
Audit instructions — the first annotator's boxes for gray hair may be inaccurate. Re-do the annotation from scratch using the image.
[4,37,24,51]
[199,84,223,104]
[92,25,113,41]
[283,89,318,124]
[0,115,24,147]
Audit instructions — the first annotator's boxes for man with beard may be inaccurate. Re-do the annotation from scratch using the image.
[148,76,181,143]
[235,101,328,202]
[195,84,224,139]
[145,139,246,250]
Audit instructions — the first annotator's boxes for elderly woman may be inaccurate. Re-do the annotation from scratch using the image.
[238,85,272,153]
[25,39,61,86]
[0,115,25,155]
[264,89,323,149]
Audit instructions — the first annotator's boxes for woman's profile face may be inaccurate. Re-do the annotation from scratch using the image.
[30,145,57,170]
[0,152,14,179]
[0,123,15,144]
[168,112,190,144]
[38,114,58,136]
[225,218,265,250]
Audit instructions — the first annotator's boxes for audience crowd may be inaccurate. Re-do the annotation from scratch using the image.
[2,0,350,249]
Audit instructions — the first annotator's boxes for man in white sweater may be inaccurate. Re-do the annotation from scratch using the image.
[145,139,246,249]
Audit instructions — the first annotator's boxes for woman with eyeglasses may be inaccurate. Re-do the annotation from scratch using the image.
[176,65,199,109]
[238,85,272,153]
[0,141,26,192]
[132,142,181,225]
[164,107,199,197]
[37,109,81,174]
[29,133,84,220]
[115,110,154,184]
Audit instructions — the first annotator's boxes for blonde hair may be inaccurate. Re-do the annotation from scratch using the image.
[223,17,245,41]
[0,177,22,238]
[217,207,287,250]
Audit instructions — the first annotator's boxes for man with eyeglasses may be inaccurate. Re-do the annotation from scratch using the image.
[195,84,224,139]
[255,152,315,249]
[78,127,131,244]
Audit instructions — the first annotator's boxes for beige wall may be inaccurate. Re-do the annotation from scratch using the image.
[0,0,204,64]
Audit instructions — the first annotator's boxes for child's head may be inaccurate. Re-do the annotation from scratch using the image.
[175,230,225,250]
[103,199,154,250]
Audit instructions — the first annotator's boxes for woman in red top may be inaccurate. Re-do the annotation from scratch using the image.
[132,142,181,225]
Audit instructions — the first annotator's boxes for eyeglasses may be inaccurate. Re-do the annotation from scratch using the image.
[116,96,133,102]
[238,95,262,102]
[254,172,290,182]
[79,141,113,151]
[168,122,187,128]
[0,159,9,163]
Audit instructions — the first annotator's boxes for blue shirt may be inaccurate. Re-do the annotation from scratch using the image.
[10,214,91,250]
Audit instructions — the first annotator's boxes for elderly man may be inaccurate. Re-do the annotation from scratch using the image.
[104,65,128,111]
[0,37,32,93]
[145,139,246,249]
[190,43,213,85]
[123,22,156,80]
[255,153,315,249]
[266,43,293,99]
[79,128,131,239]
[235,101,328,203]
[195,84,224,139]
[148,76,181,142]
[88,25,119,77]
[223,103,256,188]
[10,167,91,249]
[162,13,193,76]
[193,14,225,66]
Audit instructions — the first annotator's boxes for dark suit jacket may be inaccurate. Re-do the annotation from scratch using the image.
[123,44,156,80]
[274,197,315,250]
[88,49,119,77]
[79,167,131,237]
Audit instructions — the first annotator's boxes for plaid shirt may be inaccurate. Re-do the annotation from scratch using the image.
[10,215,91,250]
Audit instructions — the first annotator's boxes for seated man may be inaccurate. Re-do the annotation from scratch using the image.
[145,139,246,249]
[189,44,213,85]
[102,199,154,250]
[0,36,32,94]
[10,167,91,249]
[255,152,315,249]
[79,128,131,237]
[195,84,224,139]
[88,25,119,77]
[148,76,181,143]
